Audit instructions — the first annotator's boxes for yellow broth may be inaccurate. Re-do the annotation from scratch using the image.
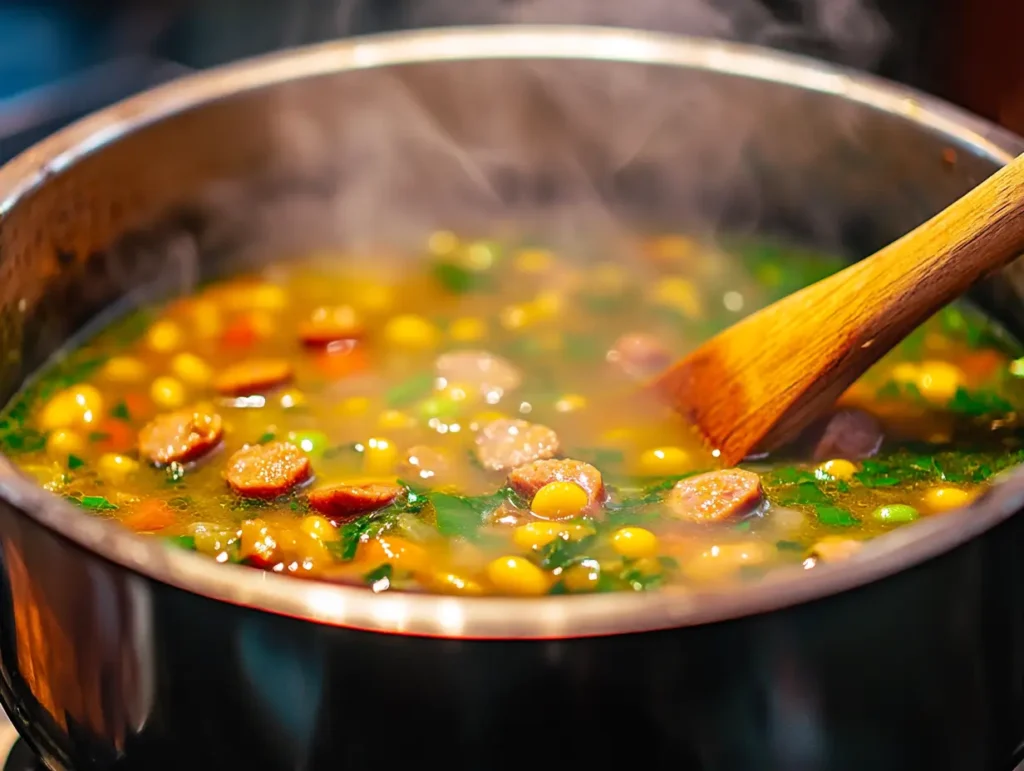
[3,233,1024,596]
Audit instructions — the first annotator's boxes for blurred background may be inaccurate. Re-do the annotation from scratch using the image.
[0,0,1021,166]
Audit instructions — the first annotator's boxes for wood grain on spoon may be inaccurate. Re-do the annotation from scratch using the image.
[653,153,1024,466]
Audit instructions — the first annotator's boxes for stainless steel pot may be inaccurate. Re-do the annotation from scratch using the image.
[1,26,1024,771]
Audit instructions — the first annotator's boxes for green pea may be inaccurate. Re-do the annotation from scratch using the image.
[417,396,459,420]
[871,504,919,523]
[288,430,329,456]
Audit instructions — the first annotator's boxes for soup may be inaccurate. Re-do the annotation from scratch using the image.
[2,234,1022,596]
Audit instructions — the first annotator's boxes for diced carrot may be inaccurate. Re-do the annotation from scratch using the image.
[314,345,369,380]
[221,313,272,348]
[122,500,176,532]
[95,419,135,453]
[122,391,151,420]
[959,349,1005,384]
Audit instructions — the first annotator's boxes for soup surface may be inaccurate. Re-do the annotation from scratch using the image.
[3,234,1023,596]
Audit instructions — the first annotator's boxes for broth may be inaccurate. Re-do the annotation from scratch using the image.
[3,233,1023,596]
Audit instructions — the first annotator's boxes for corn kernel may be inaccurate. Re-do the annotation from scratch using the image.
[145,320,183,353]
[562,561,602,592]
[448,316,488,342]
[46,429,85,461]
[355,283,395,314]
[189,522,234,557]
[487,556,549,595]
[384,314,440,348]
[815,458,857,481]
[512,520,594,551]
[300,515,340,542]
[915,361,965,404]
[682,542,774,583]
[362,534,428,573]
[555,394,587,413]
[97,453,140,481]
[530,481,590,520]
[514,248,553,274]
[378,410,417,430]
[426,571,484,595]
[611,527,659,559]
[922,486,975,512]
[637,447,691,476]
[363,437,398,475]
[39,385,103,430]
[651,277,702,318]
[339,396,371,416]
[171,352,213,386]
[150,376,186,409]
[102,356,147,383]
[889,362,920,385]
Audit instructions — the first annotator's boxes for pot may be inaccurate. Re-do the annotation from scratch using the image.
[1,26,1024,771]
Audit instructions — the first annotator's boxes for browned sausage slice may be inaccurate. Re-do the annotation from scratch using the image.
[474,418,560,472]
[138,409,223,466]
[666,469,764,524]
[299,305,364,346]
[308,482,403,520]
[435,350,522,396]
[607,333,672,379]
[225,441,311,498]
[808,408,883,461]
[214,359,293,395]
[507,458,606,512]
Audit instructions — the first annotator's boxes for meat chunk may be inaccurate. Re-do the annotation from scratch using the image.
[507,458,605,512]
[214,358,293,395]
[299,305,364,346]
[474,418,560,472]
[435,350,522,397]
[138,409,223,466]
[808,407,884,461]
[225,441,311,498]
[308,482,403,520]
[607,333,671,379]
[666,469,764,524]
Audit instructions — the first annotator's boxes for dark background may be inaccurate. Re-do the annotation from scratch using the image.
[0,0,1017,160]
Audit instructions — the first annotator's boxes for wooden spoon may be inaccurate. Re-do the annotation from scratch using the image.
[652,153,1024,466]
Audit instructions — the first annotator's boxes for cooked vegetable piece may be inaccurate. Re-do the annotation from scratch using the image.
[299,305,364,346]
[666,469,764,523]
[507,458,605,515]
[138,409,224,466]
[214,359,293,395]
[225,441,311,498]
[434,350,522,396]
[474,418,560,472]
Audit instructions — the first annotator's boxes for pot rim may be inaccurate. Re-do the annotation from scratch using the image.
[2,25,1024,640]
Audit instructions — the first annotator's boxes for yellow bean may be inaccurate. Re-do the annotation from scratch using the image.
[922,486,975,512]
[188,299,223,338]
[39,385,103,430]
[512,520,594,551]
[377,410,417,430]
[889,362,919,385]
[611,527,659,559]
[363,437,398,475]
[427,230,459,256]
[682,542,774,583]
[530,481,590,520]
[448,316,488,342]
[46,429,85,461]
[189,522,234,557]
[339,396,371,416]
[915,361,965,404]
[637,447,691,476]
[810,536,862,563]
[150,376,186,409]
[499,303,538,331]
[384,315,440,348]
[145,320,183,353]
[532,290,564,317]
[425,571,484,596]
[650,277,702,318]
[171,353,213,386]
[487,556,549,596]
[97,453,140,481]
[102,356,147,383]
[815,459,857,481]
[562,561,602,592]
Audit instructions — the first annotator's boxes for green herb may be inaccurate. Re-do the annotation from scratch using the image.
[386,373,435,408]
[776,540,804,551]
[110,400,131,421]
[0,428,47,454]
[768,466,818,485]
[562,334,604,362]
[67,454,86,470]
[88,431,112,443]
[164,535,196,550]
[165,462,185,484]
[323,442,363,460]
[72,495,118,512]
[775,481,832,506]
[536,534,598,571]
[947,387,1012,417]
[569,447,625,467]
[734,520,752,531]
[363,563,393,584]
[432,492,487,539]
[432,262,493,294]
[329,522,368,561]
[256,431,276,444]
[814,505,858,527]
[658,555,680,570]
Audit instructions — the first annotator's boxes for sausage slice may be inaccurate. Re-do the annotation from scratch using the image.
[474,418,560,472]
[607,333,671,380]
[299,305,364,346]
[308,482,403,520]
[508,458,605,512]
[138,409,223,466]
[808,407,883,461]
[214,359,293,395]
[435,350,522,396]
[225,441,311,498]
[666,469,764,524]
